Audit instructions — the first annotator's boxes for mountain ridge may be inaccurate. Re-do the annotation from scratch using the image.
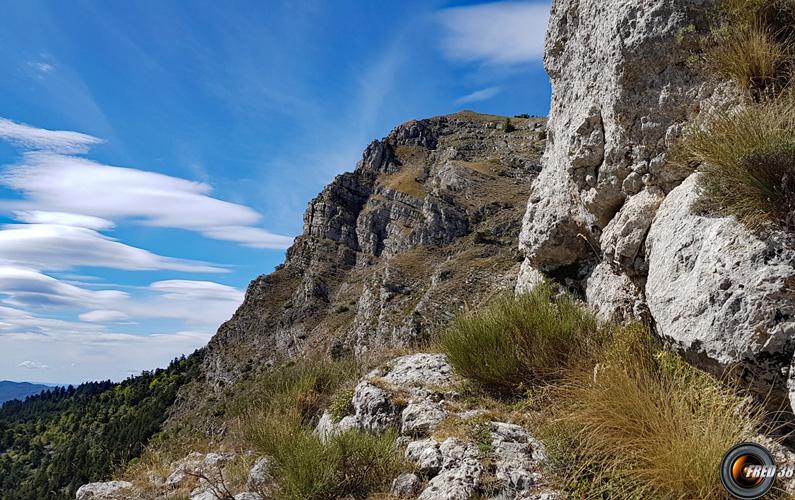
[0,381,51,405]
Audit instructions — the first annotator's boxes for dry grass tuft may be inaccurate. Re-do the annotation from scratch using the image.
[677,97,795,229]
[710,0,795,97]
[540,324,764,499]
[711,22,789,96]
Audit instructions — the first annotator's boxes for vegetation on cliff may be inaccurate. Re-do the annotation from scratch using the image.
[680,0,795,230]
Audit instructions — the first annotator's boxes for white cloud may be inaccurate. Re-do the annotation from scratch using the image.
[0,266,127,309]
[455,86,502,105]
[437,1,550,65]
[3,326,210,382]
[0,270,242,326]
[18,360,49,370]
[0,223,225,272]
[13,210,115,230]
[0,118,102,154]
[0,152,294,249]
[79,310,130,322]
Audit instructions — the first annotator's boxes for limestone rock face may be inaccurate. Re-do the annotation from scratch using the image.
[517,0,795,409]
[188,112,544,405]
[646,174,795,402]
[519,0,721,276]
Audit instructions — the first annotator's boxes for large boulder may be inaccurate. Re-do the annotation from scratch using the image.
[646,174,795,405]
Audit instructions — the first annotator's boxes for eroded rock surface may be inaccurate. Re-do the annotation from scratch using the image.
[646,174,795,403]
[517,0,795,411]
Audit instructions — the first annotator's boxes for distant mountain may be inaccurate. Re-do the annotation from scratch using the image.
[0,381,52,405]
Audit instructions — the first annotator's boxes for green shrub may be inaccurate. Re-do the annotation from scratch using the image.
[246,411,403,500]
[328,387,355,422]
[677,98,795,229]
[504,118,516,133]
[439,282,604,392]
[540,324,764,499]
[228,358,358,422]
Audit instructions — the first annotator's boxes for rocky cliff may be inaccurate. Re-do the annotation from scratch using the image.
[198,112,544,394]
[73,1,795,498]
[518,0,795,411]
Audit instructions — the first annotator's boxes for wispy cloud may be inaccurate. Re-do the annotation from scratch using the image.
[437,1,550,65]
[78,310,130,323]
[0,274,243,330]
[0,222,225,273]
[1,152,294,249]
[455,86,502,105]
[18,360,49,370]
[0,118,102,154]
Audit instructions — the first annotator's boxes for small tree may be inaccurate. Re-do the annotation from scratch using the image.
[504,118,516,132]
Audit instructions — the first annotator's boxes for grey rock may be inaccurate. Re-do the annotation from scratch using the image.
[585,260,643,323]
[352,380,398,432]
[75,481,133,500]
[189,489,218,500]
[391,472,422,497]
[519,0,724,288]
[515,260,546,295]
[234,493,263,500]
[245,456,273,493]
[405,439,443,476]
[490,423,541,493]
[401,400,446,436]
[381,353,455,388]
[165,451,205,488]
[315,411,359,442]
[600,187,665,275]
[646,174,795,406]
[418,439,483,500]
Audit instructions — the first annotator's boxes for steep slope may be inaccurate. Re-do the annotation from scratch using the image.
[174,111,545,422]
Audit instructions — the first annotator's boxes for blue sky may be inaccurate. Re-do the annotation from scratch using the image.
[0,0,551,384]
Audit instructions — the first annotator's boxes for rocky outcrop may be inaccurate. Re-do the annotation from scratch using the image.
[75,481,133,500]
[86,451,270,500]
[314,353,562,499]
[519,0,719,280]
[172,112,544,428]
[518,0,795,411]
[646,174,795,402]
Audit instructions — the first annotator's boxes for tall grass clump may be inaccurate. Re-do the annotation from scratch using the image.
[234,358,406,499]
[247,412,403,500]
[712,22,789,96]
[540,324,765,499]
[439,282,604,392]
[678,97,795,229]
[710,0,795,98]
